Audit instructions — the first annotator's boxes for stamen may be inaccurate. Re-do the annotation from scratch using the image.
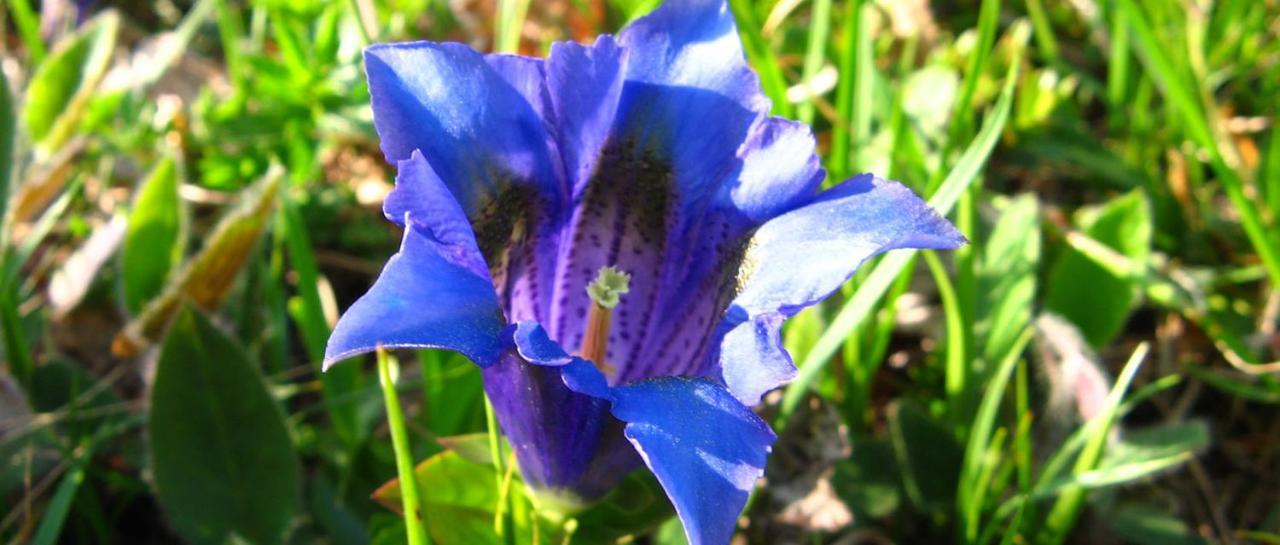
[580,266,630,374]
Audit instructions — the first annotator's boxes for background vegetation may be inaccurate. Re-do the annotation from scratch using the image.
[0,0,1277,543]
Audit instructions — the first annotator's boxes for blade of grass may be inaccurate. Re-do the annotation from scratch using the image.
[377,347,430,545]
[728,0,792,118]
[484,396,515,544]
[830,0,872,180]
[0,283,34,387]
[495,0,532,53]
[924,251,969,423]
[215,0,247,92]
[795,0,832,125]
[29,445,91,545]
[280,193,365,446]
[1115,0,1280,290]
[1265,129,1280,229]
[1023,0,1058,62]
[1106,5,1130,112]
[6,0,45,64]
[926,0,1001,195]
[5,174,84,289]
[1038,342,1150,545]
[1033,452,1193,500]
[778,22,1027,421]
[0,65,13,252]
[957,327,1034,543]
[995,502,1027,545]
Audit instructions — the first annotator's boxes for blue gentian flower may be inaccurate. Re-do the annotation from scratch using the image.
[324,0,964,542]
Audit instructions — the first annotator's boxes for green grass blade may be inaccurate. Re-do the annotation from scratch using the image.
[6,0,45,64]
[927,0,1001,194]
[1038,342,1150,545]
[495,0,532,53]
[957,327,1034,543]
[830,0,872,179]
[0,282,34,387]
[0,65,13,251]
[779,22,1027,421]
[1107,5,1130,111]
[796,0,833,125]
[30,450,91,545]
[1024,0,1059,62]
[924,251,969,423]
[1115,0,1280,289]
[728,0,792,118]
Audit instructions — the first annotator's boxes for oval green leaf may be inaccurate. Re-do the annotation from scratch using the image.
[149,307,300,545]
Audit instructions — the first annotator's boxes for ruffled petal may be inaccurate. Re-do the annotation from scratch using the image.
[732,175,966,316]
[512,320,573,365]
[724,116,825,222]
[382,151,489,277]
[715,312,792,406]
[713,175,965,403]
[323,217,506,369]
[364,41,562,216]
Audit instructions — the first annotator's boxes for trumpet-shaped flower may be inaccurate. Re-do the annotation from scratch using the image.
[324,0,964,542]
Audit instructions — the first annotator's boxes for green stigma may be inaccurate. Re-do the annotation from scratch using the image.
[586,266,630,309]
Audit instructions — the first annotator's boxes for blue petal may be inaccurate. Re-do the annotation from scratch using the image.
[612,0,768,220]
[716,312,792,406]
[484,53,553,124]
[490,324,636,500]
[715,175,965,402]
[547,35,627,193]
[610,377,775,545]
[323,218,506,369]
[364,42,562,216]
[724,117,824,222]
[512,320,572,365]
[618,0,769,115]
[510,322,773,545]
[382,151,490,278]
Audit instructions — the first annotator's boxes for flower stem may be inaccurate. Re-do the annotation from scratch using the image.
[376,346,429,545]
[485,396,516,545]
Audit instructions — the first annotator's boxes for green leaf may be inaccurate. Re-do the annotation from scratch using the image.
[1045,189,1152,347]
[23,11,119,154]
[977,195,1040,365]
[1103,503,1207,545]
[1100,421,1209,470]
[149,307,300,545]
[29,357,123,440]
[0,282,35,386]
[373,449,552,545]
[0,64,14,236]
[121,158,185,314]
[888,400,962,513]
[114,167,280,356]
[833,438,902,519]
